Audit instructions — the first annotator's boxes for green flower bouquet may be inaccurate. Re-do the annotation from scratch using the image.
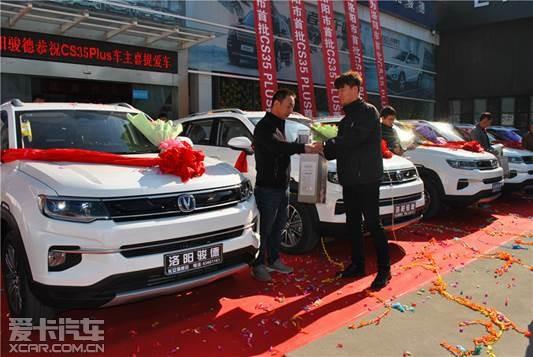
[127,112,183,146]
[310,123,338,142]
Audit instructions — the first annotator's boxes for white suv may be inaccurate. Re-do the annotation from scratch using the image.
[455,123,533,191]
[176,109,425,254]
[395,120,504,218]
[0,100,259,321]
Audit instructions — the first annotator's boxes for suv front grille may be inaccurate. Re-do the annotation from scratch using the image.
[335,192,423,215]
[120,225,245,258]
[104,185,242,222]
[483,176,503,184]
[381,168,418,186]
[236,31,255,43]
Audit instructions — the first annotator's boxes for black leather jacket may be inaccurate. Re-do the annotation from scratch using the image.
[253,112,305,189]
[324,99,383,186]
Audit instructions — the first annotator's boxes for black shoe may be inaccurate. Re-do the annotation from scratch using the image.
[370,271,392,290]
[337,264,366,279]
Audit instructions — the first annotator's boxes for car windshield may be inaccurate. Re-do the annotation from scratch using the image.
[249,117,311,142]
[16,110,158,154]
[430,122,467,142]
[489,128,522,142]
[394,52,408,61]
[392,123,417,146]
[242,11,254,27]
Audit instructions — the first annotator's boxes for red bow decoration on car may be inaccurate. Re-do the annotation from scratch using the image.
[421,140,484,153]
[381,139,393,159]
[493,140,523,150]
[1,145,205,182]
[233,151,248,173]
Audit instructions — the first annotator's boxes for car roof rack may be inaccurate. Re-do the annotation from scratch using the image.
[189,108,246,117]
[110,102,135,110]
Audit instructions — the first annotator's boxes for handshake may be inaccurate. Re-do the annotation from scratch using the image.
[304,141,324,154]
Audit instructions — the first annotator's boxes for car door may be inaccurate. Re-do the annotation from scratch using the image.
[215,117,256,182]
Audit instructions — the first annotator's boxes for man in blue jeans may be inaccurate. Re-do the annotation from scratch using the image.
[252,89,322,282]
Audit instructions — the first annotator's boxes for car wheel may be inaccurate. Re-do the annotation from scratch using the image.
[422,178,441,219]
[276,49,282,71]
[2,231,56,324]
[228,52,240,66]
[398,72,406,91]
[280,197,320,254]
[417,73,423,88]
[283,48,292,66]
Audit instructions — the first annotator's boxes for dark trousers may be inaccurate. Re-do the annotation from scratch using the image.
[343,182,390,272]
[253,186,289,266]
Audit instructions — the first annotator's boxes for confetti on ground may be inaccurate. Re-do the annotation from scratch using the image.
[350,238,531,357]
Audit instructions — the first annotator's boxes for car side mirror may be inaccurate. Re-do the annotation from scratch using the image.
[177,136,193,147]
[228,136,254,155]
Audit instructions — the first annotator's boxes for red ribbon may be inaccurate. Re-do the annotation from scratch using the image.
[493,140,523,150]
[234,151,248,173]
[381,139,393,159]
[421,140,484,153]
[1,145,205,182]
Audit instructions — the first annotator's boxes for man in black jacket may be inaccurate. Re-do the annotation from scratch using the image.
[323,71,391,290]
[471,112,494,153]
[381,105,404,156]
[252,89,322,282]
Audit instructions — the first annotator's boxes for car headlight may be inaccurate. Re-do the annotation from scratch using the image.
[327,171,339,184]
[446,159,478,170]
[239,179,253,201]
[507,156,524,164]
[38,195,109,223]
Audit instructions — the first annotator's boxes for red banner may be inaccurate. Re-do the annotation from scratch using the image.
[368,0,389,107]
[289,0,317,118]
[344,0,367,100]
[253,0,278,110]
[317,0,342,116]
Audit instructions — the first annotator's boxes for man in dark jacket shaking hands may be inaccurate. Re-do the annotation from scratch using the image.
[252,89,323,282]
[323,71,391,290]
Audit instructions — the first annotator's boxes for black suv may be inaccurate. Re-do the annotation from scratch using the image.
[227,11,292,71]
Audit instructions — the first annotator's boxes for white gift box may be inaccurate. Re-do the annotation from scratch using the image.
[298,154,327,204]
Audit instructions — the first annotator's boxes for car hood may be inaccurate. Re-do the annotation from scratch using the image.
[502,147,532,157]
[412,146,496,160]
[18,155,243,197]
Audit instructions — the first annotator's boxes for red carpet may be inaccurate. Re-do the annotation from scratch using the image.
[2,193,532,356]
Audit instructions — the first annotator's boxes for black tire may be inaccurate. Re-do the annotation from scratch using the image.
[398,72,406,91]
[280,197,320,254]
[2,231,56,324]
[417,73,423,88]
[422,177,442,219]
[283,48,292,66]
[228,51,240,66]
[275,49,282,71]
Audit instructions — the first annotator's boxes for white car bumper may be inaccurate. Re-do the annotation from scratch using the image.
[504,163,533,188]
[24,198,259,308]
[315,178,425,229]
[441,167,504,203]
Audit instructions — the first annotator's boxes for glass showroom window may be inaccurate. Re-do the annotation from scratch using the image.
[501,97,515,126]
[474,98,487,122]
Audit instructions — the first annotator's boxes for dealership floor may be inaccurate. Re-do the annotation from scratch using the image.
[2,192,532,357]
